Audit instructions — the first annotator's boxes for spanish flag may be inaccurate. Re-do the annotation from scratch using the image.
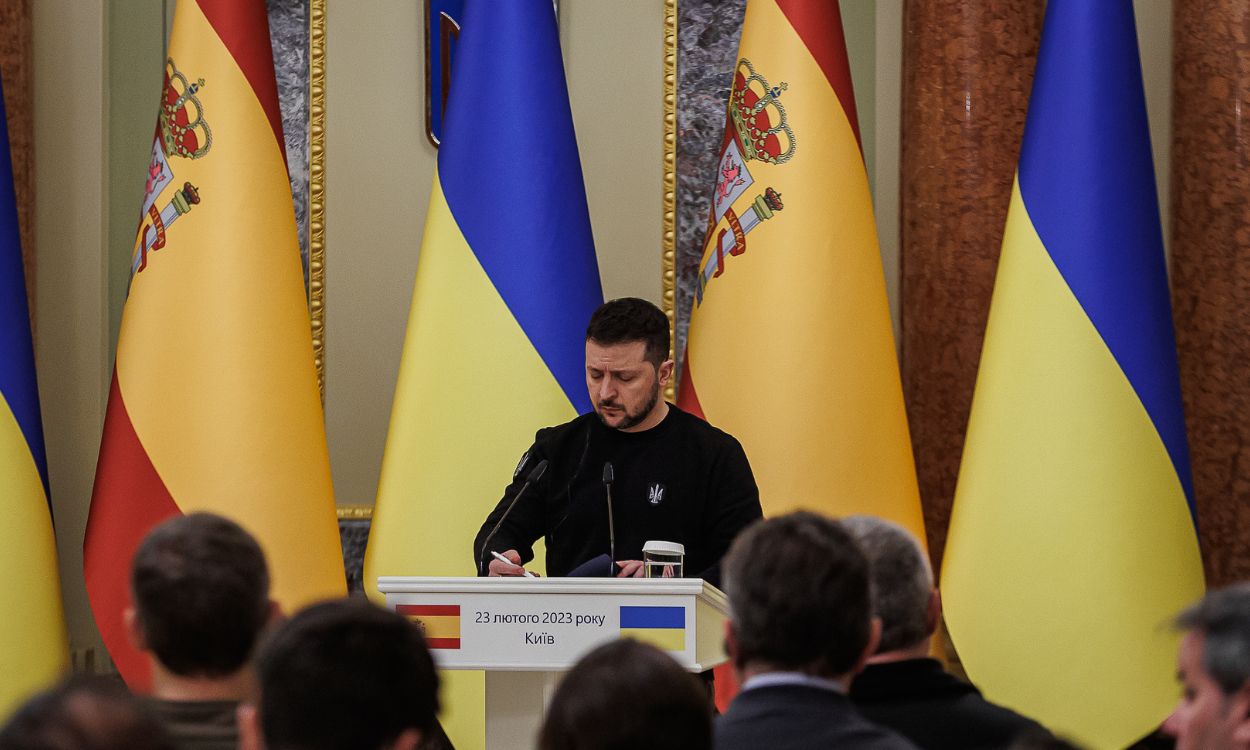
[364,2,602,746]
[678,0,924,541]
[84,0,345,688]
[0,71,68,718]
[940,3,1204,747]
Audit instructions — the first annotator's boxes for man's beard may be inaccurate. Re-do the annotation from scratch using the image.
[597,382,660,431]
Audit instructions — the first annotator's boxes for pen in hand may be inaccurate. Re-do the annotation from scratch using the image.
[491,550,537,578]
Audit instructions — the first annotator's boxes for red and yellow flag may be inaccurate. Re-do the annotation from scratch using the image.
[84,0,345,688]
[679,0,923,539]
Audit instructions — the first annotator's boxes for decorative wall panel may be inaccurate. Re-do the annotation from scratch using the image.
[899,0,1042,569]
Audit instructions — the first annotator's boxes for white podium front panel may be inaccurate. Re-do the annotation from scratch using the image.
[378,576,729,672]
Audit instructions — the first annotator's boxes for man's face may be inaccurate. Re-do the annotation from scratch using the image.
[1163,631,1250,750]
[585,339,672,432]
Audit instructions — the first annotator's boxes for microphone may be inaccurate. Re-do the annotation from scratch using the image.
[478,459,549,576]
[603,462,616,577]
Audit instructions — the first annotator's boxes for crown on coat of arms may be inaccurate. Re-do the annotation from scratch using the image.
[160,59,213,160]
[730,58,796,165]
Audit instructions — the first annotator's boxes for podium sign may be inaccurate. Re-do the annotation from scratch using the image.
[378,576,731,749]
[379,576,728,672]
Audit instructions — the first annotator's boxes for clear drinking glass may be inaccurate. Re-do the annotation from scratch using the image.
[642,540,685,578]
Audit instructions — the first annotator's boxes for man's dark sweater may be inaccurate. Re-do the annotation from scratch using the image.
[474,405,761,583]
[850,658,1044,750]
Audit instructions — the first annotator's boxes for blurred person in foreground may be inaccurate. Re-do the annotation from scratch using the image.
[539,639,711,750]
[843,515,1043,750]
[0,676,175,750]
[716,512,919,750]
[1162,584,1250,750]
[127,513,277,750]
[239,599,442,750]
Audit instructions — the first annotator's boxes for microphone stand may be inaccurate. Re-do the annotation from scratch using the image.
[603,462,616,577]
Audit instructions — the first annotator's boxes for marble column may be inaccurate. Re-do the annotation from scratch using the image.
[899,1,1042,571]
[0,0,33,316]
[1171,0,1250,587]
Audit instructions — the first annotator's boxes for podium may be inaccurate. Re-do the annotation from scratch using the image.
[378,576,730,750]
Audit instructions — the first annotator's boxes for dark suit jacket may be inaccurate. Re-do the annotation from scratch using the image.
[716,683,921,750]
[850,659,1044,750]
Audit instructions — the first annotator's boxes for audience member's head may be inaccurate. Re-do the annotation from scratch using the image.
[1163,584,1250,750]
[722,511,878,682]
[240,599,439,750]
[127,512,272,688]
[0,676,175,750]
[538,639,711,750]
[842,515,938,656]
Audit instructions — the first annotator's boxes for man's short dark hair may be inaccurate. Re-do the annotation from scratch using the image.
[130,512,270,677]
[723,512,873,676]
[1175,583,1250,695]
[585,297,670,367]
[256,599,439,750]
[0,676,175,750]
[539,639,711,750]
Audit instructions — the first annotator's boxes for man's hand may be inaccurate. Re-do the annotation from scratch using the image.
[487,549,536,577]
[615,560,646,578]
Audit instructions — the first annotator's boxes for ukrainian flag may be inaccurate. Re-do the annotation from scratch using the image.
[620,606,686,652]
[0,70,68,718]
[940,3,1204,748]
[364,3,603,746]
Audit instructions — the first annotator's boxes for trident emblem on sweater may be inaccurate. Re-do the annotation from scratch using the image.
[648,484,666,505]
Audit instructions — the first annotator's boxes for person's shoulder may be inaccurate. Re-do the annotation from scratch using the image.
[534,413,596,444]
[948,689,1044,737]
[716,688,920,750]
[667,405,741,445]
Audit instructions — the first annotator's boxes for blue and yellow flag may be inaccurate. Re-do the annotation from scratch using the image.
[364,2,602,746]
[0,71,68,718]
[940,3,1204,748]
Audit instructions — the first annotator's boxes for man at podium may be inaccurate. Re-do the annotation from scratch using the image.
[474,297,762,585]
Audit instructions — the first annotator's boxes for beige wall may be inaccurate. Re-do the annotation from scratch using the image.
[31,0,1173,658]
[33,0,111,663]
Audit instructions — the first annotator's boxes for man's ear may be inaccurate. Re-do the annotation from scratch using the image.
[724,620,743,670]
[123,607,147,651]
[265,599,284,627]
[853,618,883,675]
[1227,683,1250,744]
[658,359,675,387]
[237,703,264,750]
[387,729,422,750]
[925,589,942,635]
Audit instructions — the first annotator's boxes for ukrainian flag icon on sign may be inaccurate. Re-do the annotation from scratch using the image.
[619,606,685,652]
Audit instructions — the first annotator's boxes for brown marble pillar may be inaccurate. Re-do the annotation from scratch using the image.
[1171,0,1250,587]
[0,0,33,318]
[900,1,1042,572]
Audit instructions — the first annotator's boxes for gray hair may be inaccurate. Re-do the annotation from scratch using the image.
[1175,583,1250,695]
[841,515,933,653]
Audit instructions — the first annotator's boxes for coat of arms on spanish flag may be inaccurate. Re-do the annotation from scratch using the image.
[679,0,925,541]
[84,0,345,689]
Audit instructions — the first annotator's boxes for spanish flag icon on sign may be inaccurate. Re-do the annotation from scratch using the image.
[397,604,461,649]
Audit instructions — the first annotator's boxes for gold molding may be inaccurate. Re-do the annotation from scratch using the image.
[309,0,327,400]
[662,0,678,402]
[337,505,374,521]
